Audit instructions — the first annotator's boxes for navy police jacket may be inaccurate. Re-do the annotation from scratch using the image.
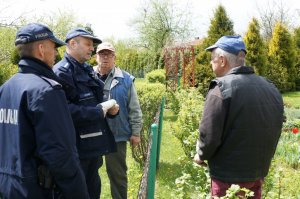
[0,57,89,199]
[53,53,116,158]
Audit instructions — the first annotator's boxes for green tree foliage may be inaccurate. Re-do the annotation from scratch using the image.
[206,5,235,43]
[244,18,267,76]
[0,11,90,85]
[107,39,153,78]
[117,48,146,78]
[132,0,192,70]
[257,0,293,42]
[267,22,296,91]
[0,27,17,64]
[0,26,18,85]
[195,5,234,96]
[0,62,18,85]
[293,27,300,90]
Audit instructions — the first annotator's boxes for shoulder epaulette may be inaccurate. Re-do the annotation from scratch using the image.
[40,76,62,88]
[209,79,220,90]
[59,62,71,72]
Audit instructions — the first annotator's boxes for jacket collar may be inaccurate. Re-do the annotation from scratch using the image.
[64,52,87,69]
[225,66,254,76]
[18,57,59,81]
[112,67,124,79]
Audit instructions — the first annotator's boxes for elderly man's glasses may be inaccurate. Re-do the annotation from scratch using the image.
[98,52,115,58]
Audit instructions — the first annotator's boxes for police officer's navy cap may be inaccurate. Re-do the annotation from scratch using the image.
[65,28,102,44]
[15,23,65,47]
[205,35,247,55]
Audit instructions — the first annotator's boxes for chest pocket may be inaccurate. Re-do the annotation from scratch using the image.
[75,73,102,106]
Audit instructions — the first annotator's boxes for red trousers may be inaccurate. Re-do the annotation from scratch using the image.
[211,178,263,199]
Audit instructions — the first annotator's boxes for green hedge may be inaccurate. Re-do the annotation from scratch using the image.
[171,88,204,157]
[0,63,18,85]
[132,81,165,166]
[145,69,166,84]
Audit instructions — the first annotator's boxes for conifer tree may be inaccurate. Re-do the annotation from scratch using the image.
[268,22,296,91]
[293,27,300,90]
[195,5,234,95]
[244,18,267,76]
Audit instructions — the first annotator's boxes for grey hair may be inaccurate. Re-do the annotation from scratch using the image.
[214,48,245,67]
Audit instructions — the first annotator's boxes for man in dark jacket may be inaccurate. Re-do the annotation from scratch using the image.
[0,23,89,199]
[194,36,284,198]
[53,28,118,199]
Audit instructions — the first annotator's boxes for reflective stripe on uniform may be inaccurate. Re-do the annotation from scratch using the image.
[80,132,103,139]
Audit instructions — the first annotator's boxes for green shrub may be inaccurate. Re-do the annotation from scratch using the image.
[171,88,204,157]
[133,81,165,166]
[0,62,18,85]
[174,157,210,199]
[165,91,180,115]
[145,69,165,84]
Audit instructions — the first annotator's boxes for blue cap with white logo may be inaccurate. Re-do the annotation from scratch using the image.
[205,35,247,55]
[65,28,102,44]
[15,23,65,47]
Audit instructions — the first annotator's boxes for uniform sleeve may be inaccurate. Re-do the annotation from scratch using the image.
[31,89,89,199]
[55,67,104,123]
[128,83,143,136]
[197,85,227,160]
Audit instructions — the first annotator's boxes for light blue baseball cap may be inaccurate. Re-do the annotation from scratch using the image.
[206,35,247,55]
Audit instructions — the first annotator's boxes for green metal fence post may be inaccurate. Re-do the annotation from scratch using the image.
[177,71,181,90]
[156,97,165,169]
[147,123,158,199]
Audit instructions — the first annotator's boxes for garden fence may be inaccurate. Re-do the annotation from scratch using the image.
[137,97,165,199]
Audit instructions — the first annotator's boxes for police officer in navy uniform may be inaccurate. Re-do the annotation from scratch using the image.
[0,23,89,199]
[53,28,118,199]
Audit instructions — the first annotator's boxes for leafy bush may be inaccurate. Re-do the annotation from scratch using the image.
[145,69,166,84]
[0,62,18,85]
[214,184,254,199]
[173,157,210,199]
[171,88,204,157]
[133,81,165,166]
[0,27,17,64]
[165,91,180,115]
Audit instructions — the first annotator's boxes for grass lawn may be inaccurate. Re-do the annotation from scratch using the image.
[99,146,142,199]
[99,108,182,199]
[155,109,183,198]
[282,91,300,108]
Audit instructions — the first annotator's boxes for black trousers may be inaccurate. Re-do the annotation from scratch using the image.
[80,156,104,199]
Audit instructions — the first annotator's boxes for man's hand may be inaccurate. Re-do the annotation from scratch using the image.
[130,135,140,147]
[193,154,207,167]
[107,104,119,115]
[97,99,117,116]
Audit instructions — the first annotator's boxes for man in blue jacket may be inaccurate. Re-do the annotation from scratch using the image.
[0,23,89,199]
[94,42,142,199]
[53,28,118,199]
